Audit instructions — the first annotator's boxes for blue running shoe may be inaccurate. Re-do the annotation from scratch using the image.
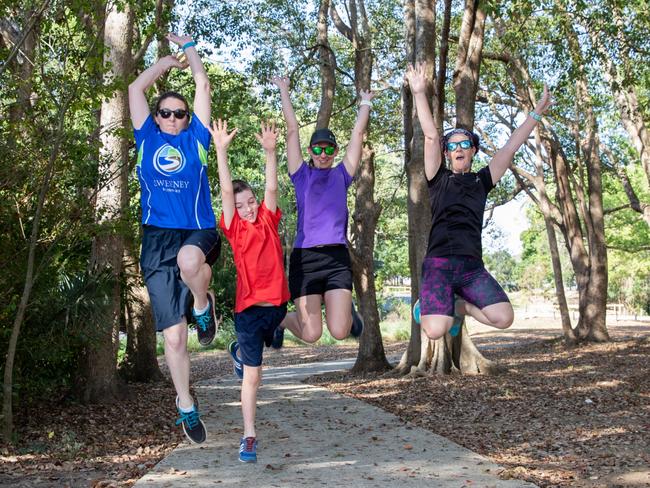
[228,341,244,380]
[413,299,421,324]
[239,436,257,463]
[175,396,207,444]
[193,291,217,346]
[449,313,464,337]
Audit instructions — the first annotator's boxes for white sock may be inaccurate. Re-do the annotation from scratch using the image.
[193,303,209,315]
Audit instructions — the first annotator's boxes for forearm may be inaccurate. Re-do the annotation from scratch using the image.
[129,60,169,93]
[216,149,234,194]
[413,92,439,141]
[264,150,278,193]
[278,89,299,129]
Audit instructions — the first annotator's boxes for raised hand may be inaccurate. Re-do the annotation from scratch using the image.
[359,89,375,103]
[271,76,290,92]
[209,119,238,151]
[160,53,189,71]
[255,121,279,152]
[166,32,193,48]
[534,83,553,116]
[405,63,427,95]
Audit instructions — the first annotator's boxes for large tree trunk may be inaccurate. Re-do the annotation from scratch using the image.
[330,0,390,373]
[82,3,134,402]
[316,0,335,129]
[119,245,163,382]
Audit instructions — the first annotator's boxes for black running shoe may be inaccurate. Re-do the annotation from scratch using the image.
[350,302,364,337]
[175,396,207,444]
[271,327,285,349]
[193,291,217,346]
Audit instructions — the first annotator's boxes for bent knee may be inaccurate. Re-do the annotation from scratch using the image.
[492,314,514,329]
[422,322,448,341]
[300,329,322,343]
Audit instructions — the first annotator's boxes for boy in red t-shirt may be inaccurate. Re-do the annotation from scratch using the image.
[208,119,290,464]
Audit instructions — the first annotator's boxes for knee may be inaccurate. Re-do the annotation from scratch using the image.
[177,250,204,277]
[163,328,187,352]
[422,322,447,341]
[243,368,261,388]
[493,312,514,329]
[329,321,352,341]
[300,329,322,344]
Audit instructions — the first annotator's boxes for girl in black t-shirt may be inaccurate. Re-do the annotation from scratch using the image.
[406,64,552,339]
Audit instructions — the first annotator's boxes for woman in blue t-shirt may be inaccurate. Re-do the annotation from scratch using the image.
[128,33,220,445]
[406,63,552,340]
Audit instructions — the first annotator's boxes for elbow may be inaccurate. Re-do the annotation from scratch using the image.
[195,75,210,93]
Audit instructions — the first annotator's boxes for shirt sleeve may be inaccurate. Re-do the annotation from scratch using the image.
[188,115,211,150]
[478,165,495,194]
[428,166,450,187]
[260,201,282,228]
[289,161,308,186]
[338,161,354,188]
[134,115,155,148]
[219,212,239,241]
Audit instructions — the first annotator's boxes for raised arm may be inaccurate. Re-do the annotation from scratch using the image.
[128,54,188,130]
[255,121,280,213]
[342,90,375,176]
[272,76,303,175]
[208,119,238,229]
[405,63,442,180]
[167,33,211,128]
[489,84,552,184]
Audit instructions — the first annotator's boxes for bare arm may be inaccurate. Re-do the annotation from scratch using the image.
[342,90,375,176]
[406,63,442,180]
[208,119,238,229]
[128,54,188,130]
[272,76,303,175]
[489,84,552,184]
[255,121,280,213]
[167,33,211,128]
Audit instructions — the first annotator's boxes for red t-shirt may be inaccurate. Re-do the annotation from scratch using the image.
[219,202,290,313]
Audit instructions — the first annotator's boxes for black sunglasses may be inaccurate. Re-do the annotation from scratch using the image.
[157,108,189,120]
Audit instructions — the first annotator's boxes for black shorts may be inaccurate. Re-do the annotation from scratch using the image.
[140,225,221,331]
[235,303,288,367]
[288,245,353,300]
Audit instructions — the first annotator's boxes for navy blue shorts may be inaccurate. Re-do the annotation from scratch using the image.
[289,246,353,300]
[140,225,221,331]
[235,303,288,367]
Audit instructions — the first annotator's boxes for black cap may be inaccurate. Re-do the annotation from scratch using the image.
[310,128,337,147]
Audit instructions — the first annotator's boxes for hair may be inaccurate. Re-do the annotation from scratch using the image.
[154,91,190,114]
[441,128,481,153]
[232,179,254,195]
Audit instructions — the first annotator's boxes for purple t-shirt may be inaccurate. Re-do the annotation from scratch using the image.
[290,161,354,248]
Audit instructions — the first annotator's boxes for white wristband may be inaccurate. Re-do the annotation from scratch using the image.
[360,100,373,108]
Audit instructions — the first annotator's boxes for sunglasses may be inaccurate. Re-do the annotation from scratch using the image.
[311,145,336,156]
[157,108,189,120]
[446,139,473,151]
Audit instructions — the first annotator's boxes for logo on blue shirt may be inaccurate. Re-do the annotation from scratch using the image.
[153,144,186,176]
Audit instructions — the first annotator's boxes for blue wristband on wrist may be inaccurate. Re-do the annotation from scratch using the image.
[182,41,197,51]
[529,111,542,122]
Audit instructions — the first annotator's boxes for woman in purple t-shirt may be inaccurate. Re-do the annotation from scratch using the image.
[271,76,374,346]
[406,63,552,340]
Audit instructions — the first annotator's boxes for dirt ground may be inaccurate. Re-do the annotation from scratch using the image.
[0,320,648,487]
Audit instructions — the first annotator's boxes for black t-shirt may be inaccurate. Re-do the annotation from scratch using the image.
[426,165,495,258]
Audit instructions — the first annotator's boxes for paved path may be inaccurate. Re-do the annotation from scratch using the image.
[135,360,536,487]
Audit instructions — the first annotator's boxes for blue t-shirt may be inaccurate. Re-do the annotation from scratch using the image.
[134,115,216,229]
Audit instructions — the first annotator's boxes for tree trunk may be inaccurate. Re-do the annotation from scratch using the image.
[452,0,486,131]
[316,0,335,129]
[330,0,390,373]
[82,2,133,402]
[119,244,163,382]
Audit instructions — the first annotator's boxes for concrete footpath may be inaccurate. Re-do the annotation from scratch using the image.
[135,360,536,487]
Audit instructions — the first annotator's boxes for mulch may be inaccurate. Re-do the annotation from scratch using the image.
[0,327,648,487]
